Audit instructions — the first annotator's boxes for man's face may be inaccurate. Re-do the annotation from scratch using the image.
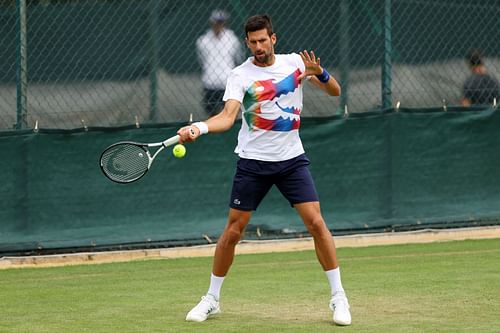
[211,21,225,35]
[246,29,276,66]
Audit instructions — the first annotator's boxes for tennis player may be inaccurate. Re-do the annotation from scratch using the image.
[177,14,351,326]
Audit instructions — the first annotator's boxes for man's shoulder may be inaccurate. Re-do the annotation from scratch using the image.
[276,53,301,61]
[223,29,239,40]
[277,53,300,58]
[275,53,303,69]
[466,73,500,88]
[231,58,254,74]
[484,73,500,87]
[196,30,212,44]
[464,74,481,88]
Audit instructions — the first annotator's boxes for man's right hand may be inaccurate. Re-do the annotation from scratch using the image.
[177,125,199,144]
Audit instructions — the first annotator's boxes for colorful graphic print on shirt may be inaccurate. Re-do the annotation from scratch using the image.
[242,69,302,131]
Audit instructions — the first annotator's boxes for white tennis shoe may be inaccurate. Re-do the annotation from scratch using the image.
[329,292,352,326]
[185,294,221,322]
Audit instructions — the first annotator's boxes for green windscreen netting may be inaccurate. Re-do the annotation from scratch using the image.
[1,108,500,254]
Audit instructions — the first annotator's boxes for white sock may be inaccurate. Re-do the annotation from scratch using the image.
[325,267,345,296]
[207,273,225,300]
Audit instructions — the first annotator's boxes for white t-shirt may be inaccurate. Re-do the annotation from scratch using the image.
[196,29,242,90]
[223,53,306,161]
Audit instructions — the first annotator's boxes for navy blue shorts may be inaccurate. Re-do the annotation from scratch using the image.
[229,154,319,211]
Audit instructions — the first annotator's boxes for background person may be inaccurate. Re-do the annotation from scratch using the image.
[196,9,243,117]
[461,49,500,106]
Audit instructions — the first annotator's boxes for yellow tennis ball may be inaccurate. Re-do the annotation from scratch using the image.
[172,144,186,158]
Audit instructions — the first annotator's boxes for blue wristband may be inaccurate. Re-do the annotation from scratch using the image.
[316,69,330,83]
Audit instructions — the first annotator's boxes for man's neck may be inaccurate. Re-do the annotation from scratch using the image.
[253,54,275,67]
[213,27,224,38]
[472,65,487,75]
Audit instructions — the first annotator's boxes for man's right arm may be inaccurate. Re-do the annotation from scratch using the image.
[203,99,241,133]
[177,99,241,142]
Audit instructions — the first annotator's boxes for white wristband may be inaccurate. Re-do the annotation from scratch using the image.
[192,121,209,135]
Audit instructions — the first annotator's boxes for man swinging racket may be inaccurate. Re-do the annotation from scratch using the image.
[177,14,351,326]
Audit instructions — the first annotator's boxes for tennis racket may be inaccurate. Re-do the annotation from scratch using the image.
[100,134,181,184]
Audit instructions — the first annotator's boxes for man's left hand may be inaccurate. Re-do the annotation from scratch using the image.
[298,50,323,81]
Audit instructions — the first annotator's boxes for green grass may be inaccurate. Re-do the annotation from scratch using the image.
[1,238,499,333]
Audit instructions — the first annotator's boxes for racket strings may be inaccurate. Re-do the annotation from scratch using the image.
[101,144,149,182]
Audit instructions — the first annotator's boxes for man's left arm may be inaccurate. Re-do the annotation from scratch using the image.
[298,50,341,96]
[461,79,473,106]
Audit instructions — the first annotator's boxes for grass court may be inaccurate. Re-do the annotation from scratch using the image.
[1,238,499,332]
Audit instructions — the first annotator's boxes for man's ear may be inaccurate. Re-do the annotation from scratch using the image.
[271,33,277,46]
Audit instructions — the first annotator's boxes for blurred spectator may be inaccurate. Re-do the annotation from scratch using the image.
[196,10,243,117]
[461,49,500,106]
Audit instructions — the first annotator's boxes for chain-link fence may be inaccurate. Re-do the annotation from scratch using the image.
[1,0,499,130]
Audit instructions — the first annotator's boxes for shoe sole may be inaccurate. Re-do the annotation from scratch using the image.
[334,318,351,326]
[185,308,221,322]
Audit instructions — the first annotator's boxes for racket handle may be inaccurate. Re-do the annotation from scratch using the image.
[163,135,180,147]
[163,128,195,147]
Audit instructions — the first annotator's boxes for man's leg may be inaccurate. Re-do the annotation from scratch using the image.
[186,208,252,322]
[295,202,352,326]
[295,202,338,269]
[212,208,252,276]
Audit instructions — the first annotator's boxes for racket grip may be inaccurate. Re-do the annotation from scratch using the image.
[163,135,180,147]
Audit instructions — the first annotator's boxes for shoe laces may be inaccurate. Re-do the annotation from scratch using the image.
[330,292,350,311]
[196,295,218,313]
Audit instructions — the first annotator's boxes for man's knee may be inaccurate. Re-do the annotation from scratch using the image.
[220,213,250,245]
[223,225,243,245]
[305,216,329,237]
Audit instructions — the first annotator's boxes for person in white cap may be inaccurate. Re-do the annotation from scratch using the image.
[196,9,243,117]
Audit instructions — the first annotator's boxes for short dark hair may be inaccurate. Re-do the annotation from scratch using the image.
[244,14,273,37]
[467,49,483,67]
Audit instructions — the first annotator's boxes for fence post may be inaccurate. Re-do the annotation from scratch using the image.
[16,0,28,129]
[382,0,392,109]
[148,0,160,122]
[339,0,350,114]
